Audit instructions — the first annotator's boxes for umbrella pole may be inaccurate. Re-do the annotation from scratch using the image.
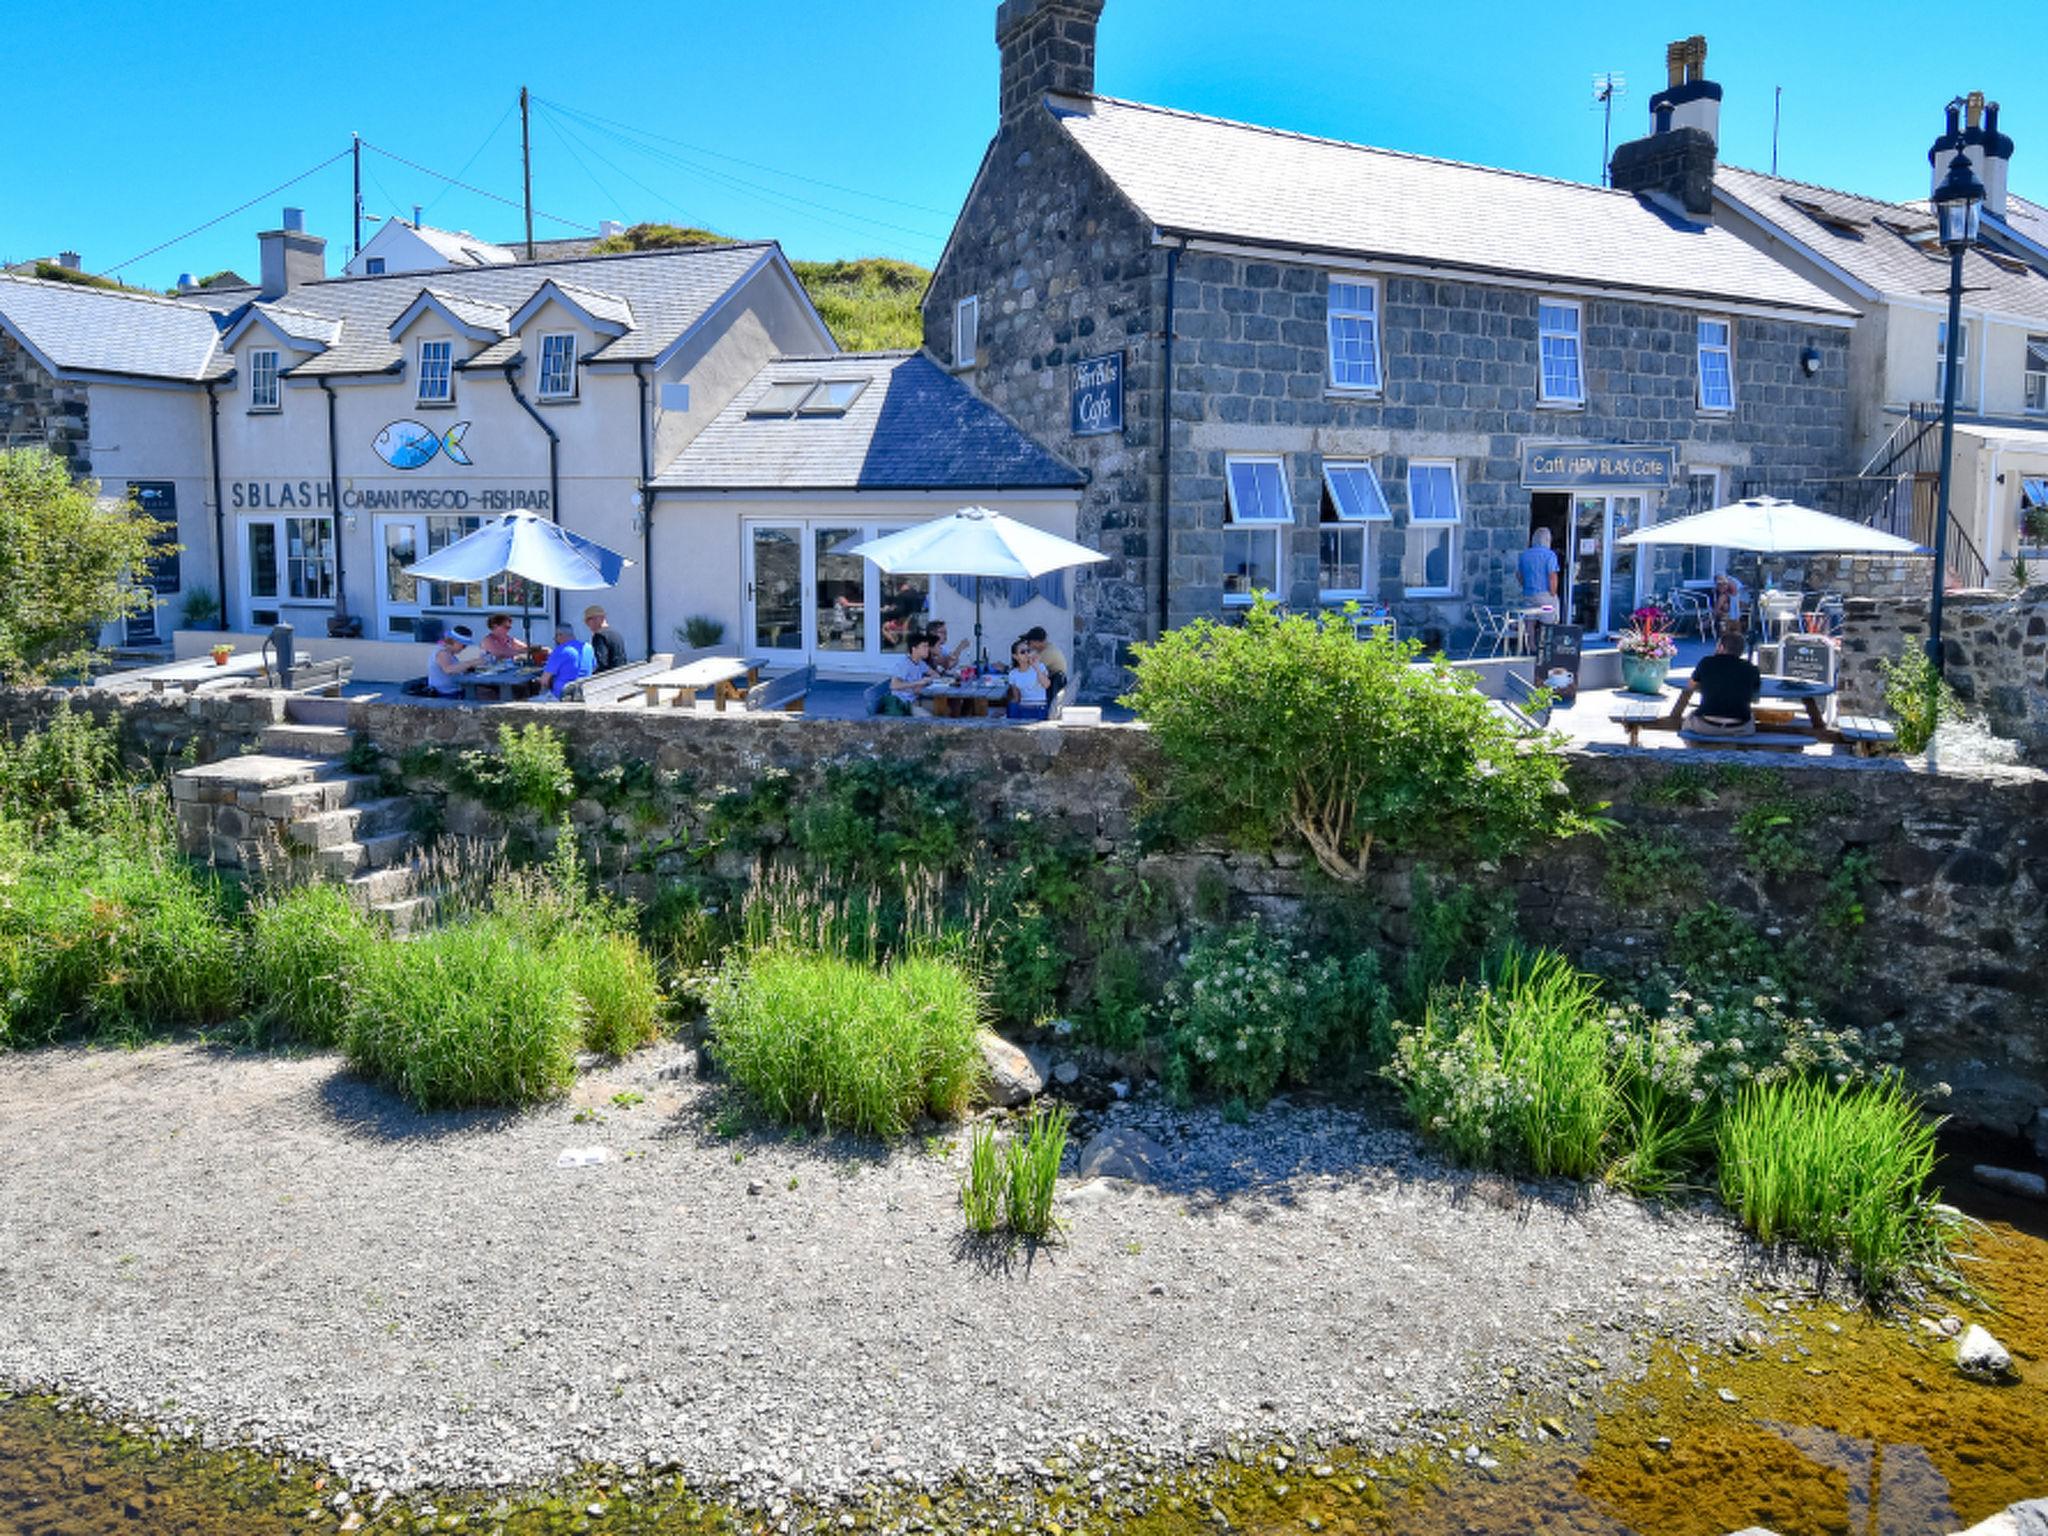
[974,576,986,669]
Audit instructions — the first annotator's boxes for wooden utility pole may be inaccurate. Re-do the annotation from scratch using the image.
[352,132,363,256]
[520,86,535,260]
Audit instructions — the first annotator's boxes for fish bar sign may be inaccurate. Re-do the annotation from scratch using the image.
[1070,352,1124,438]
[1520,442,1677,489]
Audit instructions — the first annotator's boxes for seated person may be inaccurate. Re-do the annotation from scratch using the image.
[1021,625,1068,700]
[1005,637,1051,721]
[539,622,591,699]
[426,625,481,697]
[1712,572,1747,624]
[880,631,936,715]
[481,613,525,661]
[926,619,967,675]
[1687,625,1762,738]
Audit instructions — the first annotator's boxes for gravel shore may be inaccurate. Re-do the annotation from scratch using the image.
[0,1041,1763,1501]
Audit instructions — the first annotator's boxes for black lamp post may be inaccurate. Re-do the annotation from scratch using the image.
[1926,142,1984,674]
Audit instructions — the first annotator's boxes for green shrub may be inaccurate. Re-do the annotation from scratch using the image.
[1125,601,1600,881]
[456,723,575,818]
[1390,949,1616,1179]
[787,758,972,884]
[0,703,129,833]
[1878,646,1955,755]
[1717,1074,1946,1293]
[1079,946,1152,1051]
[243,883,376,1047]
[1004,1103,1070,1240]
[0,821,241,1047]
[706,947,984,1136]
[345,919,581,1110]
[563,931,665,1057]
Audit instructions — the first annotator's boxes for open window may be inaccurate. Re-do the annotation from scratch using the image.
[1223,455,1291,606]
[1318,460,1390,601]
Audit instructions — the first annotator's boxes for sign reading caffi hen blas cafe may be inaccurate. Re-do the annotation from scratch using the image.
[1520,442,1677,489]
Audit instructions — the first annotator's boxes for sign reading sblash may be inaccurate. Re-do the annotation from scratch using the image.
[1070,352,1124,437]
[1520,442,1677,488]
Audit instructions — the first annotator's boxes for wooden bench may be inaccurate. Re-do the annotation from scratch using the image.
[1612,699,1677,747]
[745,664,814,713]
[1835,715,1900,756]
[1678,728,1813,752]
[564,654,674,707]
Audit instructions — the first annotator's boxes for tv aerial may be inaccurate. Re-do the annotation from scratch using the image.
[1592,73,1628,185]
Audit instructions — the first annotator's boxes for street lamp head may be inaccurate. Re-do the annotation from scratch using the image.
[1931,148,1985,250]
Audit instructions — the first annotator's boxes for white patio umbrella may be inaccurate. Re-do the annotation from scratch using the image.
[1618,497,1922,555]
[840,508,1108,666]
[404,512,634,643]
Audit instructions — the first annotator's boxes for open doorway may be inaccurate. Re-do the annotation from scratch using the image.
[1528,492,1570,557]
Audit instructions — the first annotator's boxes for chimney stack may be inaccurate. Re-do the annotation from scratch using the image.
[1934,93,2014,220]
[1608,34,1721,217]
[258,206,326,300]
[995,0,1105,122]
[56,251,81,271]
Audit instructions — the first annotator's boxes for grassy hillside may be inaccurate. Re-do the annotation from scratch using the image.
[588,224,929,352]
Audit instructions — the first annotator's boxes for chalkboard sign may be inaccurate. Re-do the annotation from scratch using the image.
[1070,352,1124,437]
[128,481,181,594]
[1778,635,1837,687]
[1535,623,1585,706]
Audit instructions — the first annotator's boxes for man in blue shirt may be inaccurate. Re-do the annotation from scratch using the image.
[540,622,591,700]
[1514,527,1561,647]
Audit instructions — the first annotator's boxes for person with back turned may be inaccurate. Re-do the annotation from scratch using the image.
[583,604,628,673]
[1687,623,1762,739]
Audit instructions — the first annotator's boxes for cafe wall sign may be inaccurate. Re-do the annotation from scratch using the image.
[1070,352,1124,438]
[1520,442,1677,489]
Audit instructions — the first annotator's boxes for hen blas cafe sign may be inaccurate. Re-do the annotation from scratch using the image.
[1070,351,1124,438]
[1519,442,1678,489]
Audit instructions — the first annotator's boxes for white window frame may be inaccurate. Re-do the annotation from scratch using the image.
[1936,318,1970,371]
[1696,317,1736,413]
[1326,275,1383,394]
[416,339,455,406]
[1223,454,1292,607]
[1677,468,1729,586]
[1537,299,1585,407]
[248,348,280,412]
[2024,334,2048,414]
[954,295,979,370]
[537,332,579,401]
[1318,459,1388,602]
[284,514,336,602]
[1401,460,1462,597]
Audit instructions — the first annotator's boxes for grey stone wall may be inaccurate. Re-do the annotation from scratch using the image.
[1839,584,2048,751]
[1,331,89,474]
[922,103,1163,697]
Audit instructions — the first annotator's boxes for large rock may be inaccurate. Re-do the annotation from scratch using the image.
[1074,1127,1168,1183]
[1956,1324,2016,1380]
[978,1031,1043,1107]
[1974,1164,2047,1201]
[1953,1497,2048,1536]
[2033,1108,2048,1165]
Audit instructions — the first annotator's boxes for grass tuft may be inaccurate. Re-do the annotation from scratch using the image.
[961,1121,1004,1235]
[243,883,376,1048]
[1004,1103,1070,1240]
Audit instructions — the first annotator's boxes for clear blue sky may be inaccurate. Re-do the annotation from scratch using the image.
[2,0,2035,291]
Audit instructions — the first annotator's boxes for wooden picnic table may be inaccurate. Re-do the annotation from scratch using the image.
[458,663,545,703]
[639,655,766,710]
[136,653,271,694]
[1620,673,1840,748]
[922,675,1011,719]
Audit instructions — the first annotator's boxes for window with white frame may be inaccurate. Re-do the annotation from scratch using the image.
[1401,460,1461,596]
[1697,318,1735,412]
[284,516,335,601]
[1223,455,1291,605]
[1677,470,1728,585]
[954,295,979,369]
[1318,460,1390,599]
[1326,277,1382,392]
[537,333,578,400]
[2025,335,2048,413]
[248,349,279,411]
[1936,318,1970,373]
[416,339,454,405]
[1537,300,1584,405]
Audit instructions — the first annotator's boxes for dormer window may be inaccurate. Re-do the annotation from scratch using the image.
[537,333,578,400]
[417,339,454,405]
[249,349,280,412]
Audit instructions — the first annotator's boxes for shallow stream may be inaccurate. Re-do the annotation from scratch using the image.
[5,1195,2043,1536]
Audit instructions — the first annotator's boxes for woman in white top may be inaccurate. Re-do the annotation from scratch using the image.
[426,626,480,697]
[1005,637,1050,720]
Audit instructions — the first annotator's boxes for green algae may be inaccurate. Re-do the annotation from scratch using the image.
[6,1223,2044,1536]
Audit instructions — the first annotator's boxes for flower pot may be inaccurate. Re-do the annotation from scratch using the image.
[210,652,233,666]
[1619,653,1665,696]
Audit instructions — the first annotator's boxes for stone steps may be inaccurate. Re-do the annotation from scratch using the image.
[285,796,418,852]
[313,829,420,879]
[368,893,439,935]
[259,723,352,759]
[254,773,385,820]
[284,695,351,728]
[344,864,424,907]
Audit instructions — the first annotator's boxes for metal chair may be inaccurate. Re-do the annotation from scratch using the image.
[1758,590,1803,643]
[1666,588,1715,643]
[1468,604,1514,659]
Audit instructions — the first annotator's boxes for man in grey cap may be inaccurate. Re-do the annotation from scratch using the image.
[583,604,628,673]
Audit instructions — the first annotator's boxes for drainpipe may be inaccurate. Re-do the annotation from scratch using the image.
[204,381,228,627]
[317,379,350,632]
[634,363,655,654]
[1156,240,1182,642]
[502,359,562,626]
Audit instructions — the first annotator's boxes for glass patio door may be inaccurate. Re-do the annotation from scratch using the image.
[1564,495,1646,637]
[241,517,281,629]
[744,519,933,666]
[376,516,423,639]
[745,523,806,661]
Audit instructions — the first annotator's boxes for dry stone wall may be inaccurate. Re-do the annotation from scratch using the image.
[1,331,90,475]
[1838,583,2048,753]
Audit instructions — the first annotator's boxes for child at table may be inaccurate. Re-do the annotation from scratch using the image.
[1005,637,1051,721]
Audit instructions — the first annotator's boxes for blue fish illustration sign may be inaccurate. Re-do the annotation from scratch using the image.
[373,419,474,471]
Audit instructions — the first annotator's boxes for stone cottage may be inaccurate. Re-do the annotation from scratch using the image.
[924,0,1863,692]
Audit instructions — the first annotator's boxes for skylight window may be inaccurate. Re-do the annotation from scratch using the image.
[1783,196,1867,238]
[798,379,868,416]
[747,380,817,417]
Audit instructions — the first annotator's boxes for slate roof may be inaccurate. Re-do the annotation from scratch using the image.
[416,290,515,336]
[1045,96,1856,317]
[1715,165,2048,324]
[0,273,229,381]
[654,352,1085,492]
[1991,193,2048,259]
[250,303,346,348]
[404,223,517,268]
[262,242,779,378]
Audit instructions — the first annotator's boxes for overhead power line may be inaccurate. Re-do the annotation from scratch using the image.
[360,139,597,233]
[420,100,519,221]
[96,148,352,276]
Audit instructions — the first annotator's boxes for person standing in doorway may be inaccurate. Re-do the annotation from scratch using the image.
[1513,527,1561,650]
[583,605,627,673]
